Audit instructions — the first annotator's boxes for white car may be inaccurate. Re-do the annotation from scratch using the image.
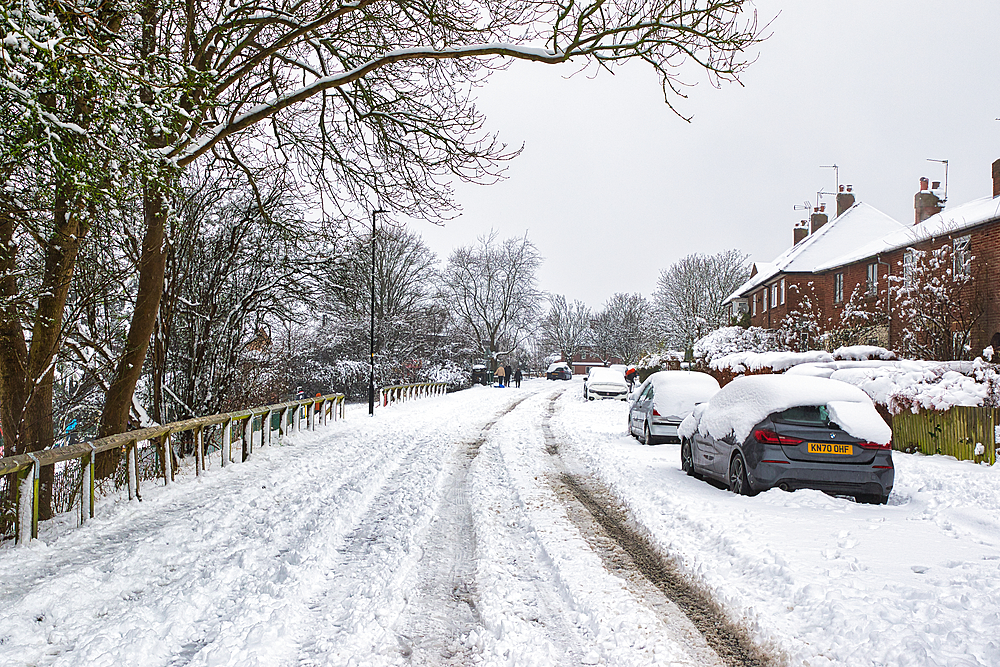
[584,367,630,401]
[629,371,720,444]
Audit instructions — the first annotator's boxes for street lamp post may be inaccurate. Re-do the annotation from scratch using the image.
[369,208,387,416]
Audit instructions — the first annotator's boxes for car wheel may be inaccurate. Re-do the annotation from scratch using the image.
[681,441,695,476]
[728,454,754,496]
[643,423,655,446]
[856,494,889,505]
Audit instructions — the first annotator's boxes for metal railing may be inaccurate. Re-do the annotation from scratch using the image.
[0,394,345,546]
[379,382,448,407]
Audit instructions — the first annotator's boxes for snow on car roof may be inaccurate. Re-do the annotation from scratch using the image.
[679,374,891,445]
[647,371,720,420]
[546,362,570,372]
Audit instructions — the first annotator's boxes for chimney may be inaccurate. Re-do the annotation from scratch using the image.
[836,184,856,217]
[914,176,944,224]
[793,223,808,245]
[810,206,829,233]
[993,159,1000,198]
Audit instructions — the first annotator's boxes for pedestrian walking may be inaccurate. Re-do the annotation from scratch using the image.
[504,364,512,386]
[494,364,506,388]
[625,366,638,391]
[513,368,522,388]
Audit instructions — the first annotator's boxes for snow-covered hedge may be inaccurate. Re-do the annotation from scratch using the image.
[788,358,1000,414]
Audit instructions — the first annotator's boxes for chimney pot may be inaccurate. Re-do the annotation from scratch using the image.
[839,185,845,193]
[846,185,853,192]
[919,177,930,191]
[932,181,941,190]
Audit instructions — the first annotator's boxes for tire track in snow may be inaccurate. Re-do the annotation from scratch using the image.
[541,394,776,667]
[294,389,539,666]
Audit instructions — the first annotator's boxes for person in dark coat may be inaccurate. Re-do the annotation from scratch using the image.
[513,368,522,388]
[625,366,638,391]
[504,364,512,386]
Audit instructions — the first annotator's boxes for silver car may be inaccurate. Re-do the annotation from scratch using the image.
[629,371,720,444]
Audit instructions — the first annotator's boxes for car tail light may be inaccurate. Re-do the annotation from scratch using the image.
[761,459,790,464]
[858,441,891,450]
[652,408,660,417]
[754,429,804,446]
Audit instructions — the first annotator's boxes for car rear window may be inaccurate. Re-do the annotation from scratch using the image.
[772,405,832,427]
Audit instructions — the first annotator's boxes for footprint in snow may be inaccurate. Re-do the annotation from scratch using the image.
[911,565,930,574]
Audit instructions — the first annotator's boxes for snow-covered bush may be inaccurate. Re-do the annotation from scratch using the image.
[692,326,782,363]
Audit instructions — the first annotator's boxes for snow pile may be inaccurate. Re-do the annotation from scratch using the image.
[680,374,891,444]
[692,326,781,361]
[709,349,834,374]
[788,358,1000,414]
[645,371,720,419]
[635,349,684,372]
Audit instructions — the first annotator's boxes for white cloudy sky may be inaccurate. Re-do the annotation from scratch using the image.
[416,0,1000,311]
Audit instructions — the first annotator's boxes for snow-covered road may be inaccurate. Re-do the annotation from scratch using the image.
[1,379,998,667]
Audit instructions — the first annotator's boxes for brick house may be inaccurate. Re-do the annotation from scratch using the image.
[725,159,1000,357]
[723,191,906,337]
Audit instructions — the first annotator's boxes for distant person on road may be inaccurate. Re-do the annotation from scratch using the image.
[504,364,512,386]
[494,364,506,388]
[513,368,522,388]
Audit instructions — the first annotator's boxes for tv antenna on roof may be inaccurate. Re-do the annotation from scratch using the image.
[820,164,840,192]
[927,158,948,202]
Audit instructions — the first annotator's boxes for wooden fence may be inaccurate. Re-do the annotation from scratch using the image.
[0,394,345,546]
[379,382,449,407]
[891,405,998,464]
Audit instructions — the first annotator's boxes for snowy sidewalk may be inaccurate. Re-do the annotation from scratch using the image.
[552,391,1000,667]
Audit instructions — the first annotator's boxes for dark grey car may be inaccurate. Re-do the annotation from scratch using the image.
[682,403,894,504]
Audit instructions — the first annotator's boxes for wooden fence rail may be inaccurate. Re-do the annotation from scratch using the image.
[379,382,449,407]
[891,405,998,465]
[0,394,345,546]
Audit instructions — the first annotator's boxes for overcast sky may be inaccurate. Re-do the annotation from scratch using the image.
[415,1,1000,311]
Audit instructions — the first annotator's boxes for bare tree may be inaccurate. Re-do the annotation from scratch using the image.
[539,295,592,368]
[653,250,750,350]
[441,232,542,369]
[2,0,764,462]
[590,293,650,364]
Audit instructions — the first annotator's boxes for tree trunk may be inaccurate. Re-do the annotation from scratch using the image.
[96,177,169,477]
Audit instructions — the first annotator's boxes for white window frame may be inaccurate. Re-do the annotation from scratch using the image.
[752,293,757,316]
[771,284,779,309]
[762,288,768,311]
[780,278,786,305]
[953,235,971,277]
[903,249,915,287]
[866,262,877,294]
[834,272,844,303]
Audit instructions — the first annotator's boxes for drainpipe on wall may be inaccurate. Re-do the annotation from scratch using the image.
[878,255,891,347]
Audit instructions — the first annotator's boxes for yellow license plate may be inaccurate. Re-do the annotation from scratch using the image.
[808,442,853,455]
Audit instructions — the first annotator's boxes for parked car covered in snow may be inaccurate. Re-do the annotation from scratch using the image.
[628,371,720,444]
[679,375,893,504]
[583,367,629,401]
[546,362,573,381]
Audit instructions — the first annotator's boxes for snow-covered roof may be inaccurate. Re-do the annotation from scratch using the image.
[724,202,906,304]
[816,195,1000,271]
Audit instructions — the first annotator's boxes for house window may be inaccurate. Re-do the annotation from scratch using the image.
[771,284,779,310]
[954,235,971,277]
[903,249,915,287]
[866,263,878,294]
[780,278,785,305]
[834,273,844,303]
[762,288,768,311]
[752,294,757,316]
